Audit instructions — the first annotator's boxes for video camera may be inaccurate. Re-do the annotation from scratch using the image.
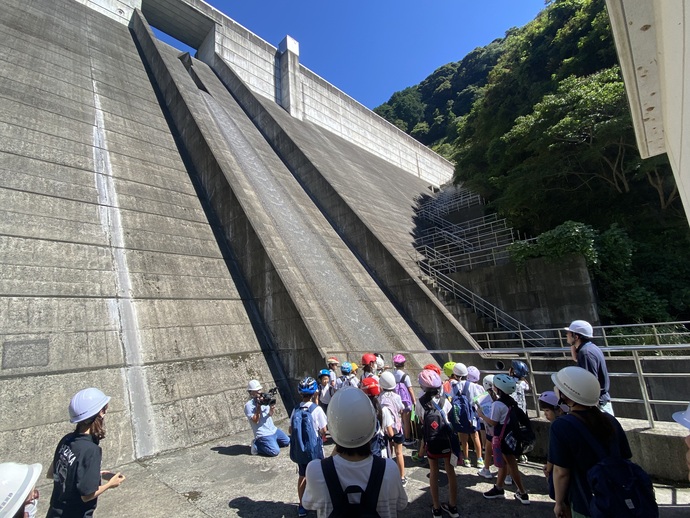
[258,387,278,406]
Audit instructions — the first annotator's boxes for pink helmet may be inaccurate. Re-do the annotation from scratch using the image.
[418,369,442,390]
[393,354,406,364]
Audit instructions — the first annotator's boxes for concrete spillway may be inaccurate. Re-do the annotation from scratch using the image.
[0,0,474,465]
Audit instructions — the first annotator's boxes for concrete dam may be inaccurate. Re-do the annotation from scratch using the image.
[0,0,475,466]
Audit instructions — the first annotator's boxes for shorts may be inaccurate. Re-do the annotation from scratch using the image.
[491,435,505,468]
[298,463,308,476]
[390,431,404,445]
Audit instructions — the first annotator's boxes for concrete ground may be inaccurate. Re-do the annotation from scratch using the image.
[35,427,690,517]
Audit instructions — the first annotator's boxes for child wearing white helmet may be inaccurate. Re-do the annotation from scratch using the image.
[476,374,496,479]
[449,363,485,469]
[46,388,125,517]
[378,371,407,487]
[302,387,408,517]
[0,462,42,518]
[391,354,416,447]
[477,374,530,505]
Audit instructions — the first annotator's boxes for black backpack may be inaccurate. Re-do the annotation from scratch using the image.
[566,415,658,518]
[499,402,535,456]
[321,456,385,518]
[421,394,453,455]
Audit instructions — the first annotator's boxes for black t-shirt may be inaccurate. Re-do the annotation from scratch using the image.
[47,432,102,518]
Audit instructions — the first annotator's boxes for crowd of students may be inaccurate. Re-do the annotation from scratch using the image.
[3,321,689,517]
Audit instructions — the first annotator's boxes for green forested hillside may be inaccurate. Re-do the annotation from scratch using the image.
[375,0,690,324]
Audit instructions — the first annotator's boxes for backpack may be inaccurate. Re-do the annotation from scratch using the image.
[566,415,659,518]
[499,403,535,456]
[379,392,402,434]
[421,394,453,455]
[393,373,413,409]
[339,374,357,389]
[449,381,478,434]
[289,403,324,465]
[321,455,385,518]
[370,421,387,458]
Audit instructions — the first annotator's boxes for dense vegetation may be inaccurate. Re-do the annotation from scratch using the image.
[375,0,690,324]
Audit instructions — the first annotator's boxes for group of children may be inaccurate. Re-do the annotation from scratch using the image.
[288,354,536,516]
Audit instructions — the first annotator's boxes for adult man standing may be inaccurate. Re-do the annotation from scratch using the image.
[244,379,289,456]
[564,320,614,415]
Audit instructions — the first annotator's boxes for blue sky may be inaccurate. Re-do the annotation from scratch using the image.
[155,0,547,109]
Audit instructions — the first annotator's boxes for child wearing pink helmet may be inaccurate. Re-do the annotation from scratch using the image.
[392,354,416,446]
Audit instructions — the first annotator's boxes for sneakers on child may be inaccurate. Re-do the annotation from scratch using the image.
[298,504,308,517]
[411,452,425,462]
[463,458,471,467]
[504,475,513,485]
[403,439,416,447]
[440,503,460,517]
[477,467,494,479]
[519,454,528,463]
[432,506,443,517]
[476,457,484,468]
[250,440,258,455]
[401,477,408,487]
[514,491,530,505]
[483,485,505,499]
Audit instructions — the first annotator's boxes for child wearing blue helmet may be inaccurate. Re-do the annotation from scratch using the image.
[317,369,334,414]
[290,377,328,517]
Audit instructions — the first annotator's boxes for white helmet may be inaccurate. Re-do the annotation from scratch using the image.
[551,366,600,407]
[673,404,690,430]
[453,362,468,377]
[379,371,396,390]
[69,388,111,424]
[327,387,376,448]
[482,374,495,391]
[246,380,262,392]
[0,462,42,517]
[564,320,594,339]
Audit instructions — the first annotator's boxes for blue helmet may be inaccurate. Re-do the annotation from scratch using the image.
[511,360,529,378]
[318,369,331,379]
[340,362,353,374]
[298,377,318,395]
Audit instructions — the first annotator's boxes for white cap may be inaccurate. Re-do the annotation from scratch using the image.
[247,380,262,392]
[564,320,594,339]
[673,404,690,430]
[0,462,42,518]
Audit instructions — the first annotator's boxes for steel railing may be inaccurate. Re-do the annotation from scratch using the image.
[325,344,690,429]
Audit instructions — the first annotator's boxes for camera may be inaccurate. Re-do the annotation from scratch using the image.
[258,387,278,406]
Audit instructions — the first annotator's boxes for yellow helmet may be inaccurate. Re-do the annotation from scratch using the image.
[443,361,455,378]
[350,362,358,372]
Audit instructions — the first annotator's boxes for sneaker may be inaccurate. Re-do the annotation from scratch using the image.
[401,477,408,487]
[440,503,459,517]
[403,439,416,447]
[483,485,505,499]
[504,475,513,486]
[519,454,528,463]
[477,467,495,479]
[463,458,471,467]
[514,491,530,505]
[411,452,425,462]
[250,440,258,455]
[476,457,484,468]
[432,506,443,517]
[298,505,308,517]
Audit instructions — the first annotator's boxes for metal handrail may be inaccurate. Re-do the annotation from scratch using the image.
[325,344,690,428]
[410,249,549,347]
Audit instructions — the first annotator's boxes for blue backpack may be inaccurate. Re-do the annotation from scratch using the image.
[449,381,478,434]
[566,415,658,518]
[289,403,324,465]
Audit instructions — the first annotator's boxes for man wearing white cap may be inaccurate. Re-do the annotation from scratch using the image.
[0,462,42,518]
[672,404,690,481]
[244,379,289,457]
[564,320,613,415]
